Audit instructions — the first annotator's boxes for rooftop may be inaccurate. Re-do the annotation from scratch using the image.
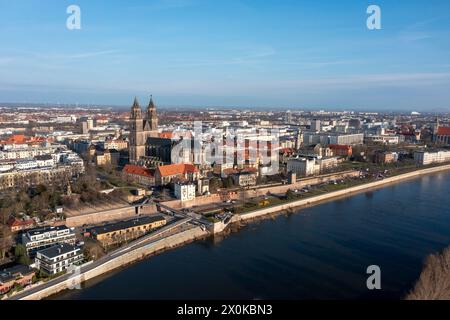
[328,144,352,150]
[37,243,80,259]
[8,217,34,228]
[123,164,154,178]
[26,225,70,237]
[437,126,450,136]
[89,215,166,236]
[1,265,35,280]
[157,163,198,177]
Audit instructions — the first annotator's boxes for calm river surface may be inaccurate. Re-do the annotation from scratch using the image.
[53,171,450,300]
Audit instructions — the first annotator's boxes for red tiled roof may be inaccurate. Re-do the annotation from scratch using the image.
[437,126,450,136]
[241,167,257,174]
[329,144,352,150]
[1,135,46,145]
[10,134,26,143]
[159,131,174,139]
[123,164,153,178]
[223,168,239,175]
[160,131,193,139]
[157,163,198,177]
[279,148,294,154]
[7,217,34,228]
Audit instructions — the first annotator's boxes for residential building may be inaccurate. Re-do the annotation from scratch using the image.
[317,157,339,172]
[35,244,83,275]
[104,138,128,151]
[0,165,83,191]
[174,182,196,202]
[313,144,333,158]
[311,119,321,131]
[7,217,35,233]
[364,135,401,145]
[414,150,450,165]
[329,144,353,157]
[155,163,199,186]
[287,155,339,177]
[122,164,155,187]
[374,151,399,164]
[35,155,54,167]
[287,158,319,177]
[88,216,166,245]
[0,265,35,294]
[303,132,364,146]
[232,171,257,187]
[21,225,76,257]
[328,133,364,146]
[95,149,120,166]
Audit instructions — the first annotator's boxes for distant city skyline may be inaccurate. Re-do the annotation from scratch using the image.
[1,0,450,110]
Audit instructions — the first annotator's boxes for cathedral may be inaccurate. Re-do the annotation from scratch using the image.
[128,96,159,164]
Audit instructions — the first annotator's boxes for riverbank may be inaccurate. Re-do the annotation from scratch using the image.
[13,163,450,300]
[229,163,450,225]
[13,226,209,300]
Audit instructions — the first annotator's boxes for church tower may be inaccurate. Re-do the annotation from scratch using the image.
[129,96,160,164]
[145,95,159,138]
[129,97,146,163]
[147,95,158,131]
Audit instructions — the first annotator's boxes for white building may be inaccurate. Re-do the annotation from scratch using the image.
[328,133,364,146]
[317,157,339,172]
[35,243,83,275]
[414,150,450,165]
[35,155,54,167]
[15,159,38,170]
[0,160,15,172]
[365,135,401,145]
[287,155,339,177]
[287,158,319,177]
[22,225,77,257]
[174,183,196,202]
[302,132,364,146]
[232,172,257,187]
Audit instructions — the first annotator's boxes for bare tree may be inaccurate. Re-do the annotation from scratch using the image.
[0,207,13,260]
[406,246,450,300]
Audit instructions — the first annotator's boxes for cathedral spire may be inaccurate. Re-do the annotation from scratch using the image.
[146,94,158,130]
[130,96,142,119]
[148,94,155,110]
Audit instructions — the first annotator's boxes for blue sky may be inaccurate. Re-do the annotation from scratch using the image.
[1,0,450,110]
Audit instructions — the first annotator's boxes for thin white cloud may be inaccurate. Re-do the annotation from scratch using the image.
[34,50,119,60]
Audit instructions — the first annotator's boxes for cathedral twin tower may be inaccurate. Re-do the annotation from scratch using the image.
[129,95,159,163]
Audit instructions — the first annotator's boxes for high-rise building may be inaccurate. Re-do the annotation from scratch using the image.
[285,111,293,124]
[311,119,321,132]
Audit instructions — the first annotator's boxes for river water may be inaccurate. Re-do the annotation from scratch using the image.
[53,171,450,300]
